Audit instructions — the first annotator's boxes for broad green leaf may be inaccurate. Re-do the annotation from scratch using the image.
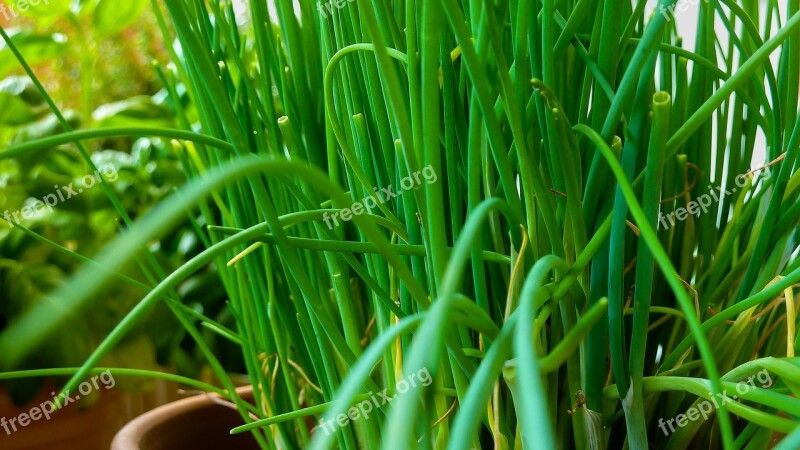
[0,77,43,125]
[93,0,147,35]
[0,31,67,78]
[92,95,174,128]
[9,0,71,17]
[10,110,81,145]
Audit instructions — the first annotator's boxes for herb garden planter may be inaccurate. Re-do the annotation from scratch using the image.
[111,387,258,450]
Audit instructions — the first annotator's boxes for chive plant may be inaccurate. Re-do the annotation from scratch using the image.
[2,0,800,449]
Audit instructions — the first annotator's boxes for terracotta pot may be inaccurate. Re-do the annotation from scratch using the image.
[111,387,260,450]
[0,379,180,450]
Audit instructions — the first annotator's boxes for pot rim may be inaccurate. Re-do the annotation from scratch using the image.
[110,385,254,450]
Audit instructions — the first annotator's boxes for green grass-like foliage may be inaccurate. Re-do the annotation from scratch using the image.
[2,0,800,448]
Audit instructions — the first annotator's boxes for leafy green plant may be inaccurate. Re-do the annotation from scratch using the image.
[2,0,800,449]
[0,2,228,402]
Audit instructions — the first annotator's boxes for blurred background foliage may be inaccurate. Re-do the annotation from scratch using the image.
[0,0,240,405]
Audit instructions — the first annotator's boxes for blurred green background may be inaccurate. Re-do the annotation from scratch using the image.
[0,0,241,409]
